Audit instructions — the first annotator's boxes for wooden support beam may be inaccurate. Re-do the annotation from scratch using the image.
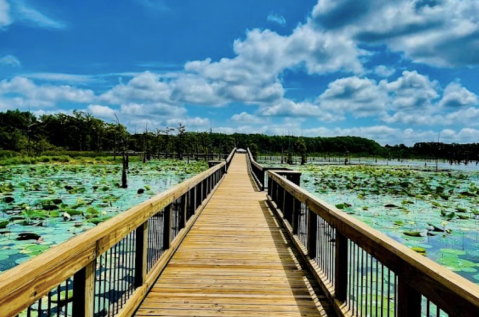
[334,231,348,303]
[163,204,173,249]
[135,221,148,287]
[292,197,300,235]
[398,278,422,317]
[307,208,317,259]
[72,261,95,317]
[179,194,187,230]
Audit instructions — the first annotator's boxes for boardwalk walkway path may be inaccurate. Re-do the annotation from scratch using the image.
[134,153,336,317]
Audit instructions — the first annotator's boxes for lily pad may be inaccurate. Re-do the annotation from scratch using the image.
[411,247,427,254]
[2,196,15,203]
[403,231,422,237]
[437,256,476,272]
[0,220,8,229]
[384,204,398,208]
[17,232,41,240]
[440,249,466,256]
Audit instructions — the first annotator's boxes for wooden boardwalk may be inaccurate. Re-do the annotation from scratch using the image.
[135,154,336,317]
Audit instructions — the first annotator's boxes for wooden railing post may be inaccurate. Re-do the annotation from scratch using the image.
[260,169,265,191]
[279,187,285,214]
[194,184,199,209]
[203,179,207,201]
[284,191,292,222]
[287,173,301,186]
[180,194,187,229]
[163,204,173,249]
[307,209,317,259]
[398,278,421,317]
[292,197,300,235]
[273,178,279,202]
[334,231,348,302]
[73,261,95,317]
[135,221,148,287]
[267,176,272,197]
[194,185,198,210]
[187,189,194,220]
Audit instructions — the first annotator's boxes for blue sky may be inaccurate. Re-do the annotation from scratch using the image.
[1,0,479,145]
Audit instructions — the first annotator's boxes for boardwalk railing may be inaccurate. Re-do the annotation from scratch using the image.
[225,147,236,171]
[267,170,479,317]
[246,147,291,191]
[0,148,235,317]
[246,148,265,190]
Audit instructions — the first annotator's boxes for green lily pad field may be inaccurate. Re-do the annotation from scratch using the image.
[0,159,208,272]
[266,161,479,284]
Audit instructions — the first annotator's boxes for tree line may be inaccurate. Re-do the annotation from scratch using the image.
[0,110,478,164]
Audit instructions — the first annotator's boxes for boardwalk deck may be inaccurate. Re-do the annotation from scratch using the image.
[135,154,336,317]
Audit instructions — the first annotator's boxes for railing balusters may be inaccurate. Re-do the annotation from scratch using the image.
[307,207,317,259]
[335,231,348,302]
[266,170,479,317]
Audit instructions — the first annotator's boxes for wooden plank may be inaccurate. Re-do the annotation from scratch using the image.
[141,296,326,305]
[122,166,227,317]
[135,154,335,317]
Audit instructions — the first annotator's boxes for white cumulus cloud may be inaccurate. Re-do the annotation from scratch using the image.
[439,82,478,108]
[312,0,479,67]
[0,77,95,108]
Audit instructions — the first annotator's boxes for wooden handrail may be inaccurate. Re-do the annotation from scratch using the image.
[226,147,236,164]
[246,147,263,171]
[0,161,227,317]
[225,148,236,171]
[268,170,479,317]
[246,147,265,190]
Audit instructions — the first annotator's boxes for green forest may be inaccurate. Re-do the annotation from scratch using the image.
[0,109,478,163]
